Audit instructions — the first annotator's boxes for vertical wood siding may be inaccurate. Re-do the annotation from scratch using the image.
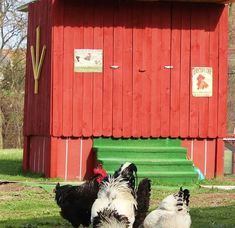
[50,1,227,139]
[24,0,52,136]
[26,136,51,176]
[51,137,94,180]
[182,139,216,178]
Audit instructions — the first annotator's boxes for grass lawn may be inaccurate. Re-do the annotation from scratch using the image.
[0,149,235,227]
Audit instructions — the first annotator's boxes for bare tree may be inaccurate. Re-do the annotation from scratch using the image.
[0,0,27,148]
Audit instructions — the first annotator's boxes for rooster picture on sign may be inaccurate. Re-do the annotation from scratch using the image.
[192,67,213,97]
[197,74,208,90]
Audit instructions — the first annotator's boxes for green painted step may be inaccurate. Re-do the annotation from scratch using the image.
[93,137,198,184]
[94,137,182,147]
[96,147,187,160]
[95,146,187,153]
[100,159,195,172]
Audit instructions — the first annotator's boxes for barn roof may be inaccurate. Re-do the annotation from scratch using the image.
[17,0,37,12]
[138,0,235,2]
[17,0,235,12]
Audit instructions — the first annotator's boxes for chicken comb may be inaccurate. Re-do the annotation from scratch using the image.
[93,163,108,177]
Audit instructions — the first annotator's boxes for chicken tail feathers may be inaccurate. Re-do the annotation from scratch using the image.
[133,178,151,228]
[93,208,130,228]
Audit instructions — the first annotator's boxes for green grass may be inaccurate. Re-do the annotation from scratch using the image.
[0,149,62,183]
[0,184,70,227]
[0,149,235,227]
[190,206,235,228]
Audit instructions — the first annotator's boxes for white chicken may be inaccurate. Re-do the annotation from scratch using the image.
[143,187,191,228]
[91,162,138,228]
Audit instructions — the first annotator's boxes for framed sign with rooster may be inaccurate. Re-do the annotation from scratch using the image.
[192,67,213,97]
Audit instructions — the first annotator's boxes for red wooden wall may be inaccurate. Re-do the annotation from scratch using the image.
[23,136,95,180]
[182,138,224,178]
[51,1,228,139]
[23,0,228,179]
[24,0,52,136]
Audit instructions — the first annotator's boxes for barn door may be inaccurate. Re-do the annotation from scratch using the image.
[110,2,172,138]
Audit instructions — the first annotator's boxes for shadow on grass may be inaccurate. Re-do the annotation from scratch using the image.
[1,206,235,228]
[0,216,72,228]
[0,152,44,180]
[191,205,235,228]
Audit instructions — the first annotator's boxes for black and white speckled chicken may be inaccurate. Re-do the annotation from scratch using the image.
[91,162,138,228]
[143,187,191,228]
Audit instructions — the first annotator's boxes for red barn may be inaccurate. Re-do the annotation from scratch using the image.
[21,0,233,183]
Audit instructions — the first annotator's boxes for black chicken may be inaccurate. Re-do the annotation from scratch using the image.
[54,164,107,228]
[133,178,152,228]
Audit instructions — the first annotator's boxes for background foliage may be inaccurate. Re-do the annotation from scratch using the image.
[0,0,27,148]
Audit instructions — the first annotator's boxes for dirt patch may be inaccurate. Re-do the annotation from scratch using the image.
[0,182,42,192]
[191,192,235,208]
[0,182,25,192]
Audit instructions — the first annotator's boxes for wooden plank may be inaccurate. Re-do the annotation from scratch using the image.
[206,139,216,178]
[44,1,52,136]
[113,3,123,137]
[56,138,67,179]
[193,139,206,175]
[92,3,104,136]
[44,136,51,177]
[62,3,74,136]
[122,3,133,138]
[52,0,64,136]
[29,136,35,172]
[32,1,41,135]
[50,137,58,178]
[181,139,192,160]
[150,3,161,137]
[82,1,94,137]
[36,1,43,135]
[39,0,49,135]
[36,137,41,172]
[141,3,152,137]
[215,138,224,177]
[132,2,143,137]
[67,138,81,180]
[179,5,191,138]
[72,1,84,136]
[190,5,200,138]
[170,4,181,137]
[82,138,94,180]
[218,5,228,137]
[23,137,30,171]
[208,5,221,138]
[102,2,114,136]
[198,6,210,138]
[160,3,171,137]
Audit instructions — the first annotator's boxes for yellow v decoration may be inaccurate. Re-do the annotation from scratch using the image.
[30,26,46,94]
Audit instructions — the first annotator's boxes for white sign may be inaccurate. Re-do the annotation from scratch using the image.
[74,49,103,73]
[192,67,213,97]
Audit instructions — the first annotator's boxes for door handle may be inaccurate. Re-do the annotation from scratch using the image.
[110,65,120,69]
[164,65,173,69]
